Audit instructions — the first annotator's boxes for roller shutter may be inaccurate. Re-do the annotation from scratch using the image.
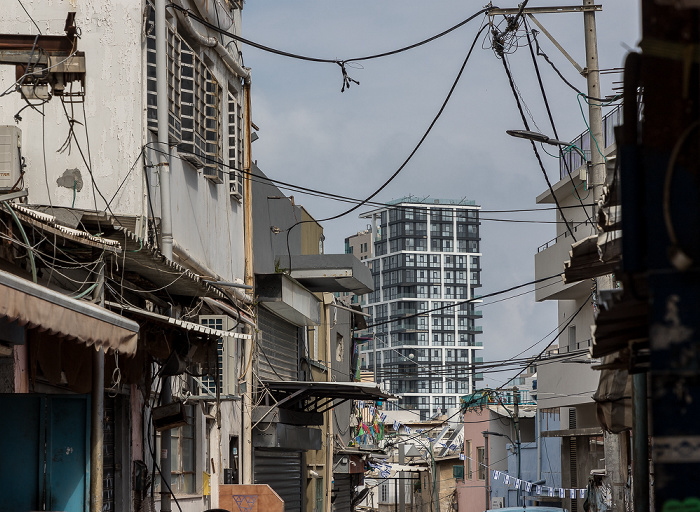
[258,308,300,381]
[253,449,303,512]
[332,474,352,512]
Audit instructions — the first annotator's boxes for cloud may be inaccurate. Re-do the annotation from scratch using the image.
[243,0,640,384]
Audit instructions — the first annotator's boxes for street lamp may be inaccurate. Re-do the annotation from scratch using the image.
[506,129,588,160]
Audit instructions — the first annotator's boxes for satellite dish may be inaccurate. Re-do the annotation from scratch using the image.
[352,488,371,507]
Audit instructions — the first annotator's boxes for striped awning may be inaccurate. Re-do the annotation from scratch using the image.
[0,270,139,354]
[105,302,252,339]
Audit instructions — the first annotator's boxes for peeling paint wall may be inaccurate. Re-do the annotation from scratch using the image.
[0,0,246,281]
[0,0,144,216]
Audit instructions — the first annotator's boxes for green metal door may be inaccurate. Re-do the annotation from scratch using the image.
[0,394,90,511]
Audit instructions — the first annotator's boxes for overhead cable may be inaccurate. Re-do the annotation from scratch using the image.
[168,3,494,90]
[523,19,593,226]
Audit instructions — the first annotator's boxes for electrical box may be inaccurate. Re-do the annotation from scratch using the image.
[0,126,22,190]
[491,497,505,508]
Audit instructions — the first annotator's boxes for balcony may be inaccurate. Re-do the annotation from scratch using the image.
[534,236,591,302]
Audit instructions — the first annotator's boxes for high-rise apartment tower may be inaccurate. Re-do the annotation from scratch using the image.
[346,197,484,419]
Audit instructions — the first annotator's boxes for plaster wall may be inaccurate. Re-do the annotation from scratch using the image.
[0,0,246,282]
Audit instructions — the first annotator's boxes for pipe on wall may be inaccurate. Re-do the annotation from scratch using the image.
[176,6,251,82]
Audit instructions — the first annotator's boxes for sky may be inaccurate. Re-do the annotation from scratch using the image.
[240,1,641,386]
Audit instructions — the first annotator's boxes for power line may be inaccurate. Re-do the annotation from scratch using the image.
[523,19,593,226]
[366,273,560,330]
[167,3,492,83]
[499,292,592,388]
[17,0,42,34]
[500,52,577,242]
[147,144,597,222]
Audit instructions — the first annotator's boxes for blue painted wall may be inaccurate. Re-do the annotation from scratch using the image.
[488,410,562,508]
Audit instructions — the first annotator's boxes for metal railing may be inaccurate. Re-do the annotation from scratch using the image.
[559,103,623,180]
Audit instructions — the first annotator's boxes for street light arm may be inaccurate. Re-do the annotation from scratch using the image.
[506,129,587,160]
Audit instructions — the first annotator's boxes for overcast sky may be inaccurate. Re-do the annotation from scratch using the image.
[241,1,641,386]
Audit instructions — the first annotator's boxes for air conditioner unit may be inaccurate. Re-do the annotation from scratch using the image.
[491,497,505,508]
[0,126,22,190]
[203,165,224,184]
[199,315,239,396]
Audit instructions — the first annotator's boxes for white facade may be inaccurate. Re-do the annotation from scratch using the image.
[0,2,249,510]
[0,0,246,283]
[355,198,484,420]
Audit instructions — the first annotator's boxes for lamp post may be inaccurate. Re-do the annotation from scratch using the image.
[506,129,588,160]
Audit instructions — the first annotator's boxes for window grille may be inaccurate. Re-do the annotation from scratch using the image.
[203,70,224,183]
[228,90,244,199]
[146,5,182,143]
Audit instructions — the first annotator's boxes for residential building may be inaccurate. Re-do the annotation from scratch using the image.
[533,104,622,512]
[0,1,254,510]
[0,4,387,512]
[353,197,484,419]
[345,227,373,262]
[457,389,539,512]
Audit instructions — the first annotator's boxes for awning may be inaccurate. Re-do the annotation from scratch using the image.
[564,235,620,283]
[105,302,252,340]
[262,380,396,414]
[104,226,228,299]
[5,203,122,253]
[0,270,139,355]
[277,254,374,295]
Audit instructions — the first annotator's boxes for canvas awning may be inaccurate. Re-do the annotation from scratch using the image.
[0,270,139,355]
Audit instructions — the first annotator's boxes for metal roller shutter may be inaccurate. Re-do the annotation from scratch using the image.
[257,308,299,381]
[253,449,303,512]
[332,474,352,512]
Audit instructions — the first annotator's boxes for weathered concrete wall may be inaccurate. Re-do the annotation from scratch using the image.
[0,0,246,282]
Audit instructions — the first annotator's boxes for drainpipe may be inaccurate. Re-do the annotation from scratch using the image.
[325,299,333,512]
[176,11,251,82]
[156,0,173,260]
[156,1,173,510]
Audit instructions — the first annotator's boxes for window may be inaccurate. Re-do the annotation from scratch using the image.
[146,5,182,143]
[180,45,224,182]
[156,404,196,494]
[465,440,473,479]
[228,89,244,198]
[568,325,577,352]
[477,447,486,479]
[381,483,389,502]
[336,333,344,361]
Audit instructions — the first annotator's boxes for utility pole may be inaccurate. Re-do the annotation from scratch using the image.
[483,433,490,511]
[512,387,521,507]
[90,260,106,512]
[398,443,406,512]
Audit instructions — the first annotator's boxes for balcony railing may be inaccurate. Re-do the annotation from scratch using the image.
[559,103,623,180]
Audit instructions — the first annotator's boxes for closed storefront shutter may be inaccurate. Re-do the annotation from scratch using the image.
[332,474,352,512]
[253,449,303,512]
[257,308,299,381]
